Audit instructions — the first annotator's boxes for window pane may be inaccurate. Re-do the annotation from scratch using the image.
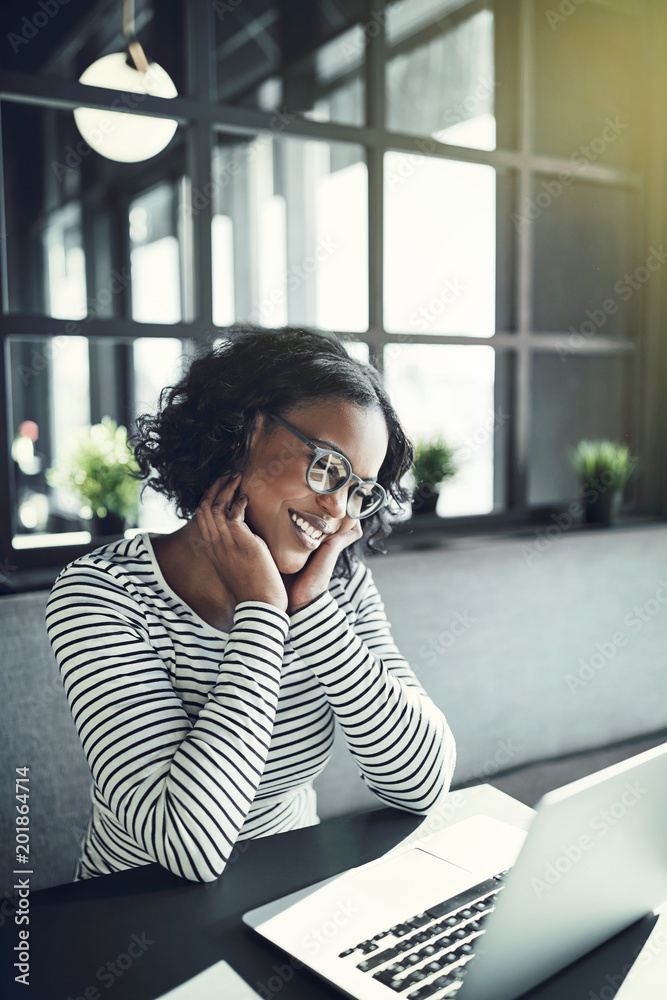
[133,338,190,533]
[130,183,190,324]
[528,355,632,507]
[532,180,639,337]
[215,1,366,126]
[212,134,368,332]
[534,0,644,171]
[384,344,506,516]
[9,336,90,542]
[384,153,495,336]
[8,335,194,546]
[386,0,518,151]
[342,340,370,364]
[2,102,187,319]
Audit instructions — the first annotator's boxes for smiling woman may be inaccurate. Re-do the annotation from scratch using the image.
[43,328,457,883]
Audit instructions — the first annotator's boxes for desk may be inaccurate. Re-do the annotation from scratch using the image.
[0,785,662,1000]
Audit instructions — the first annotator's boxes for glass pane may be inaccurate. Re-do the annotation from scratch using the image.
[342,340,370,364]
[8,335,193,546]
[532,180,639,337]
[211,134,368,332]
[2,2,186,96]
[133,338,190,533]
[384,344,505,516]
[2,102,187,319]
[43,202,87,319]
[534,0,644,171]
[215,1,366,126]
[528,355,632,507]
[130,182,190,324]
[386,0,518,151]
[9,336,91,542]
[384,153,495,336]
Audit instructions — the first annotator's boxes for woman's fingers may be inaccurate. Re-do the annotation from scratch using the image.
[196,473,241,540]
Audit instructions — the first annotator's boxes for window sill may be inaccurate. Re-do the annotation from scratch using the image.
[2,514,664,594]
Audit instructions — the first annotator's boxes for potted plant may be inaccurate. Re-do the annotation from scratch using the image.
[569,439,637,526]
[46,416,140,536]
[410,438,458,515]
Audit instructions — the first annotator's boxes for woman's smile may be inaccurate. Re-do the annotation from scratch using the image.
[288,509,327,549]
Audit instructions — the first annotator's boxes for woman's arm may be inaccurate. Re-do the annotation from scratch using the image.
[287,560,456,813]
[45,561,289,883]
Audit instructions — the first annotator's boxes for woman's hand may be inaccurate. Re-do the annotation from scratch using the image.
[284,518,364,615]
[195,473,288,613]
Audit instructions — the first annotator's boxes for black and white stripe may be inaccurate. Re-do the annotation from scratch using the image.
[45,532,456,883]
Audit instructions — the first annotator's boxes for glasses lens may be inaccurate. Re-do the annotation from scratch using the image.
[347,483,385,518]
[308,453,350,492]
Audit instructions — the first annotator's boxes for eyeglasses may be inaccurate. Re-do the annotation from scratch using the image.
[269,413,387,519]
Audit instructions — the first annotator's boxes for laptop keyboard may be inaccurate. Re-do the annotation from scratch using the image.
[337,871,507,999]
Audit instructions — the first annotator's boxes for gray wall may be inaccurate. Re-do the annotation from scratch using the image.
[315,523,667,816]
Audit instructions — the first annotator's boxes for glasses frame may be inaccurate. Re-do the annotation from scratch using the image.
[269,413,387,519]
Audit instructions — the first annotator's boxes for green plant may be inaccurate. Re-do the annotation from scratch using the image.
[411,438,458,491]
[46,416,141,523]
[569,439,637,492]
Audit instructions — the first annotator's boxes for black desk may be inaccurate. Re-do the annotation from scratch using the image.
[0,791,660,1000]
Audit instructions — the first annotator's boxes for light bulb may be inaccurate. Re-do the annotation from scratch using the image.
[73,52,178,163]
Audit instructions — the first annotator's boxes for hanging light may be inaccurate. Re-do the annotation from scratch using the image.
[73,0,178,163]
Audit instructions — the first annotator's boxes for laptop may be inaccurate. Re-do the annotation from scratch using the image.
[243,741,667,1000]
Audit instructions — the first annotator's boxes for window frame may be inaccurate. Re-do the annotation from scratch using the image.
[0,0,661,584]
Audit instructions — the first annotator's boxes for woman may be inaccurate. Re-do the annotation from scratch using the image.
[45,328,456,883]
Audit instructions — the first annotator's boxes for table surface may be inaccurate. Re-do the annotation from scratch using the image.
[0,784,663,1000]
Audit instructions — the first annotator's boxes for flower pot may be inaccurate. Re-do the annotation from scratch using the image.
[582,488,620,526]
[91,511,125,536]
[411,485,439,515]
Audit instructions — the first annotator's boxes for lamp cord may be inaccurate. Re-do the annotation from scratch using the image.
[122,0,150,73]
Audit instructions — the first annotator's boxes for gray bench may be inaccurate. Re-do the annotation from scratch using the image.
[3,523,667,892]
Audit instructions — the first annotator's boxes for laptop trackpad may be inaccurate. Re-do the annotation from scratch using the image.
[257,847,484,961]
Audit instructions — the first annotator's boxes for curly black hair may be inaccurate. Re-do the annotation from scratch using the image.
[129,327,414,578]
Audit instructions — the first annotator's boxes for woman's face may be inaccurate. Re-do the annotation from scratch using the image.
[240,400,390,575]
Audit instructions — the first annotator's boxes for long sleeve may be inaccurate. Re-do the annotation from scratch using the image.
[45,563,290,883]
[287,560,456,814]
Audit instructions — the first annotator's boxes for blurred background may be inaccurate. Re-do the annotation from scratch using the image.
[2,0,667,890]
[1,0,663,569]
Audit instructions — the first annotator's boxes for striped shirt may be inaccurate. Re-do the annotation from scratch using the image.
[45,531,456,883]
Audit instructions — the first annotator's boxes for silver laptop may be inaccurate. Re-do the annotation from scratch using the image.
[243,741,667,1000]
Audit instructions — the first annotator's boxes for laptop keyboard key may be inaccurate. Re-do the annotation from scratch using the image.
[390,923,414,937]
[426,878,501,919]
[357,947,400,971]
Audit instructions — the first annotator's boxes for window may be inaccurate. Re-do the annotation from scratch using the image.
[0,0,655,576]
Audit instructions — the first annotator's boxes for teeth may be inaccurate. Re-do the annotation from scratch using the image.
[291,512,322,539]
